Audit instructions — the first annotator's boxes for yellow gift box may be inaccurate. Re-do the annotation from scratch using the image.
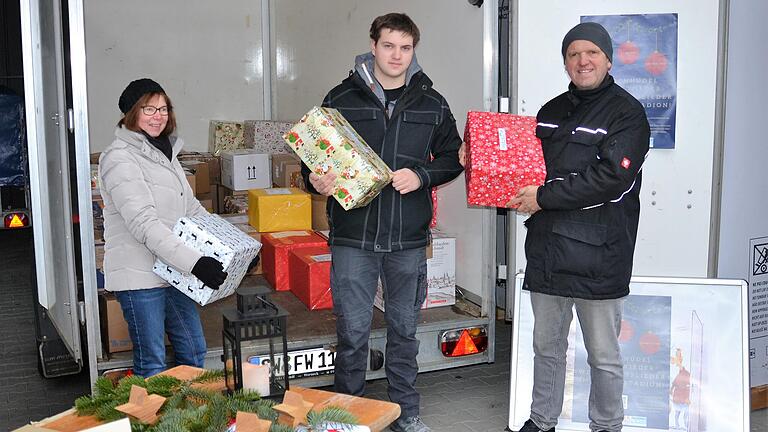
[283,106,393,210]
[248,188,312,232]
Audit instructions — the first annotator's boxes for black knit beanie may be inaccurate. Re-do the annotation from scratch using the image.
[561,22,613,63]
[118,78,165,114]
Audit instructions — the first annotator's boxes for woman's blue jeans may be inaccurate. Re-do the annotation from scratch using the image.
[114,286,206,377]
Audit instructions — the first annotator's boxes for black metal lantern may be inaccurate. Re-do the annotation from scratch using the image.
[222,284,289,396]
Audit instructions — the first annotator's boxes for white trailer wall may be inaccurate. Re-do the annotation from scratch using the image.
[271,0,491,297]
[84,1,266,152]
[717,0,768,388]
[513,0,723,278]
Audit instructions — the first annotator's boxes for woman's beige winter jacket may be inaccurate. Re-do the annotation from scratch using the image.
[98,127,206,291]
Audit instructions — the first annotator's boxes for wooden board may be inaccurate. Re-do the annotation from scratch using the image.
[291,386,400,432]
[33,366,399,432]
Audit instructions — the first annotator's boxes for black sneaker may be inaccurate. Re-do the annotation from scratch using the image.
[517,419,555,432]
[390,416,431,432]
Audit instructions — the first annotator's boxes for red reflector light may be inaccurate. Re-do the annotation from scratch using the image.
[440,326,488,357]
[4,213,29,229]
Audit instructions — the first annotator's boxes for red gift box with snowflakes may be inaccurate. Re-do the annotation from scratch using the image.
[463,112,546,208]
[288,246,333,310]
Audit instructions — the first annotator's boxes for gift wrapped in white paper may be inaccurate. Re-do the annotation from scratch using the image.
[153,213,261,306]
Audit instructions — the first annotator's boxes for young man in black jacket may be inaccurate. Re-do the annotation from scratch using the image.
[302,13,463,432]
[510,23,650,432]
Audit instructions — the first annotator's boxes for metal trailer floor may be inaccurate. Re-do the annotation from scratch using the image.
[2,228,767,431]
[100,274,487,378]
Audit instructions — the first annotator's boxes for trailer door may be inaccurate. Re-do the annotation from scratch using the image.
[20,0,82,363]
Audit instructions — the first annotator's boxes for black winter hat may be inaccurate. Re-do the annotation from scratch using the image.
[118,78,165,114]
[561,22,613,63]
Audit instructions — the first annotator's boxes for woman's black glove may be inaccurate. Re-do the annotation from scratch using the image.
[191,256,227,290]
[247,256,260,273]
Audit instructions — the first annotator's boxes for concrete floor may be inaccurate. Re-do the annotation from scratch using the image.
[1,227,766,431]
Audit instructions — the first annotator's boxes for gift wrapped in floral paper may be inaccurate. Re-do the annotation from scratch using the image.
[244,120,293,154]
[208,120,245,156]
[283,107,392,210]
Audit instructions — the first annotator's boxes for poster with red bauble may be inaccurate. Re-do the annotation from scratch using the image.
[582,14,678,149]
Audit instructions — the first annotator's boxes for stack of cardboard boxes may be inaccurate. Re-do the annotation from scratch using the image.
[92,110,473,356]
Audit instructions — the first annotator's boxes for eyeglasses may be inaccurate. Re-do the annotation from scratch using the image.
[141,105,170,116]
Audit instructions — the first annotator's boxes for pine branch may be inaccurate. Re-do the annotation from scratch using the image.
[145,375,183,397]
[306,406,359,427]
[190,369,225,384]
[268,423,294,432]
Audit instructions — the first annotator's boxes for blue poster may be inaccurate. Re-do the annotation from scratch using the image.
[572,295,672,429]
[582,14,678,149]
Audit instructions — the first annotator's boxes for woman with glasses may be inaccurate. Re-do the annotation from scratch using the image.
[97,78,227,377]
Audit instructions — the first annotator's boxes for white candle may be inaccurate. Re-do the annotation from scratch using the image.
[242,356,270,396]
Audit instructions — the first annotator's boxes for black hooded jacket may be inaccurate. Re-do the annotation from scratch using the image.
[523,75,650,299]
[302,55,463,252]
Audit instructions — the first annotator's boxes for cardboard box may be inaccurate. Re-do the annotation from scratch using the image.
[284,106,393,210]
[221,149,271,191]
[199,198,214,212]
[288,246,333,310]
[247,188,311,233]
[178,152,221,185]
[311,194,329,231]
[208,120,245,156]
[184,170,197,196]
[271,154,302,188]
[98,292,133,353]
[375,232,456,311]
[463,112,546,208]
[152,214,262,306]
[198,188,219,213]
[244,119,293,154]
[261,231,327,291]
[181,160,211,195]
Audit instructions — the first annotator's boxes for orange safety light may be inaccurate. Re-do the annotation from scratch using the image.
[452,330,479,356]
[439,326,488,358]
[4,212,29,229]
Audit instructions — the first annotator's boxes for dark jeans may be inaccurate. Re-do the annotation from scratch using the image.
[330,245,428,419]
[114,286,206,377]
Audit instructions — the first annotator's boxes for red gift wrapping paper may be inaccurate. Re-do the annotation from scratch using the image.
[463,112,546,208]
[430,188,438,228]
[288,246,333,310]
[261,231,328,291]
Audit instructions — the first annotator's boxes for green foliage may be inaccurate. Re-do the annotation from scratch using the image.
[269,423,295,432]
[191,369,225,384]
[73,370,358,431]
[145,375,183,397]
[306,406,359,428]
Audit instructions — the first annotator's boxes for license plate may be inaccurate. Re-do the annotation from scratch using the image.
[251,347,336,379]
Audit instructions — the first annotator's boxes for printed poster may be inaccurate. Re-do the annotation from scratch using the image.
[582,14,678,149]
[509,278,748,431]
[572,296,671,429]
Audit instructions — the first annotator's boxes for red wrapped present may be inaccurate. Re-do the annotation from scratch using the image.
[261,231,327,291]
[464,112,546,208]
[430,188,438,228]
[288,246,333,310]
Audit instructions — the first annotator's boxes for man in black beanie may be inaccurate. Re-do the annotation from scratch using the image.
[509,22,650,432]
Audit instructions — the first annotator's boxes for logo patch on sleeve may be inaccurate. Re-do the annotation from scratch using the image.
[621,157,631,169]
